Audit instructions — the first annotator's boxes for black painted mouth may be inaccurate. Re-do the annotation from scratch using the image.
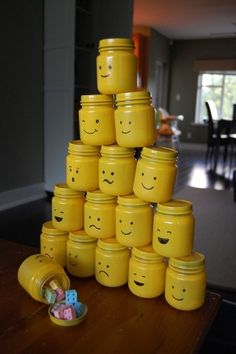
[158,237,169,244]
[44,253,53,259]
[103,179,114,184]
[122,130,131,134]
[89,224,101,230]
[121,230,132,235]
[99,270,109,277]
[83,129,98,134]
[134,280,144,286]
[101,74,110,77]
[141,183,154,190]
[69,261,78,266]
[55,216,63,222]
[172,295,183,301]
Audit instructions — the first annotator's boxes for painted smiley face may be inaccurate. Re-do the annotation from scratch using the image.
[42,245,54,259]
[81,118,100,135]
[133,272,146,287]
[35,254,48,263]
[98,62,113,78]
[140,172,157,191]
[156,227,172,245]
[171,284,186,301]
[97,260,110,277]
[119,219,133,236]
[120,120,132,134]
[67,251,78,266]
[53,208,64,223]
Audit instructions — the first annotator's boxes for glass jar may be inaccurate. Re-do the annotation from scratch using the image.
[67,229,97,277]
[96,38,137,94]
[152,199,195,258]
[99,145,136,196]
[40,221,68,267]
[84,190,117,239]
[165,252,206,310]
[116,194,153,247]
[133,146,178,203]
[79,94,116,146]
[66,140,100,192]
[128,245,166,298]
[52,183,84,231]
[18,254,70,303]
[115,91,156,147]
[95,237,130,287]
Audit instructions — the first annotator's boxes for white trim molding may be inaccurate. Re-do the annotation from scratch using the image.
[0,183,46,211]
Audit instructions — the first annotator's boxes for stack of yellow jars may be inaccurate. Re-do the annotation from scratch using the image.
[40,37,206,311]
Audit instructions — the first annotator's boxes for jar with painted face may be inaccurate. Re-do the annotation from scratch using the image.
[52,183,84,232]
[165,252,207,311]
[18,254,70,303]
[116,194,153,247]
[128,245,166,298]
[84,190,117,239]
[152,200,195,258]
[40,221,68,267]
[66,140,100,192]
[95,238,130,287]
[133,146,178,203]
[67,229,97,277]
[115,91,156,147]
[79,94,116,146]
[96,38,137,94]
[99,145,136,196]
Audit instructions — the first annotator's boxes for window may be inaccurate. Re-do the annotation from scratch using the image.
[195,71,236,123]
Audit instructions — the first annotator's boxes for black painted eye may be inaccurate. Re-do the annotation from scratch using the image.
[182,289,186,292]
[142,275,146,278]
[50,248,53,251]
[172,285,174,289]
[157,228,160,232]
[69,252,71,256]
[44,246,46,249]
[108,65,112,69]
[120,121,122,124]
[129,121,131,125]
[153,176,157,180]
[134,273,137,275]
[89,216,91,219]
[82,119,85,122]
[97,218,100,221]
[142,172,144,176]
[75,255,78,258]
[99,65,101,70]
[76,170,79,174]
[102,170,105,174]
[130,222,133,225]
[106,264,110,268]
[119,219,122,223]
[111,172,114,175]
[96,119,99,123]
[99,261,101,265]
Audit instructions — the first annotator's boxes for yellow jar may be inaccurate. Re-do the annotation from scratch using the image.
[165,252,207,311]
[18,254,70,303]
[52,183,84,231]
[99,145,136,196]
[79,94,116,146]
[116,194,153,247]
[66,140,100,192]
[84,190,117,239]
[115,91,156,147]
[128,245,166,298]
[96,38,137,94]
[133,146,178,203]
[40,221,68,267]
[95,237,130,287]
[153,200,195,258]
[67,229,97,277]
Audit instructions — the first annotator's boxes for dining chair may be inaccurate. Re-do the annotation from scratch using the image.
[205,100,230,171]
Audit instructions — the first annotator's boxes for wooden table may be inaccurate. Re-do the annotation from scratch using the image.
[0,239,221,354]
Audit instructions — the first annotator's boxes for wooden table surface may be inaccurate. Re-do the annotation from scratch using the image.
[0,239,221,354]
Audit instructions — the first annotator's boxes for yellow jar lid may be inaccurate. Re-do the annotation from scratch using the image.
[101,144,134,157]
[69,230,97,243]
[169,252,205,271]
[54,183,84,198]
[80,94,114,104]
[117,194,149,206]
[86,190,117,203]
[115,91,151,103]
[42,221,68,236]
[141,146,178,161]
[132,245,163,262]
[98,38,134,50]
[97,237,128,251]
[68,140,100,155]
[157,199,192,215]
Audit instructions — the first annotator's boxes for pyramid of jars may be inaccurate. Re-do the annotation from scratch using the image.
[41,38,207,311]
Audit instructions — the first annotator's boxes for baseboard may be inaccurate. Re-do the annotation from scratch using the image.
[0,183,46,211]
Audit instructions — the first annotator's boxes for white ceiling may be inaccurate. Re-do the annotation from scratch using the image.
[133,0,236,40]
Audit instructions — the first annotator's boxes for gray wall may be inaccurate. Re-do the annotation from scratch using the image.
[168,38,236,143]
[0,1,43,193]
